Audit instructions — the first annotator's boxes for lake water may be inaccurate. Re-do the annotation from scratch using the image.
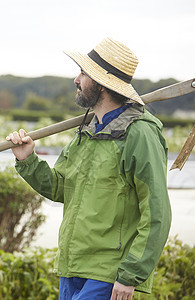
[0,151,194,248]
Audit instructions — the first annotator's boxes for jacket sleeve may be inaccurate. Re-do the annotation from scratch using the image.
[15,150,66,203]
[117,120,172,287]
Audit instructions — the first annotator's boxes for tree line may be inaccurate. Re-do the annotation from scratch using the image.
[0,75,194,115]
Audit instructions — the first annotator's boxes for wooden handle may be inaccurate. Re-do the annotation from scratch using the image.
[0,112,94,152]
[170,123,195,170]
[141,78,195,103]
[0,78,194,152]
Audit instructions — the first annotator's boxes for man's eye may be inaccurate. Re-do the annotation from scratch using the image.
[81,71,85,75]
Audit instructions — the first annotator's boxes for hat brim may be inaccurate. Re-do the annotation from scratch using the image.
[64,51,144,105]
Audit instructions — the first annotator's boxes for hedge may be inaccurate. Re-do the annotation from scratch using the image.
[0,110,193,127]
[0,237,194,299]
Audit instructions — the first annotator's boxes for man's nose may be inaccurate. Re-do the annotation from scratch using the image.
[74,74,81,85]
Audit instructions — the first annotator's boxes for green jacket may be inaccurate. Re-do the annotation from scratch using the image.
[16,104,171,294]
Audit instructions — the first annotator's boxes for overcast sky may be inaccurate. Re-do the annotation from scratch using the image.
[0,0,194,81]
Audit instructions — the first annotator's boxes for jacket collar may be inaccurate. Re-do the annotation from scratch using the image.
[81,103,144,139]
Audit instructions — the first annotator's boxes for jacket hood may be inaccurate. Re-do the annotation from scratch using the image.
[81,103,163,139]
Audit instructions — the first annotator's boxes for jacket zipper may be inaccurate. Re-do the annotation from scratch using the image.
[116,198,125,250]
[116,242,122,250]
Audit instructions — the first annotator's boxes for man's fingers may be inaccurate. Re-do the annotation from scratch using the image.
[13,131,23,144]
[6,132,22,144]
[6,129,29,145]
[128,291,134,300]
[117,293,132,300]
[110,290,126,300]
[110,282,134,300]
[110,291,132,300]
[110,289,116,300]
[19,128,26,138]
[117,292,124,300]
[22,136,33,144]
[5,129,35,160]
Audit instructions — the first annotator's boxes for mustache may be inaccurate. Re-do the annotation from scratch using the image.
[76,83,82,91]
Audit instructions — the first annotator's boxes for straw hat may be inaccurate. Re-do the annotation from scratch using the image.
[64,37,144,105]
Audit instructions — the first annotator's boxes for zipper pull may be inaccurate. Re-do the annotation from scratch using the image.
[116,242,122,250]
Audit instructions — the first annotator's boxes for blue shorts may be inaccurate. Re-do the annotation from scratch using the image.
[59,277,113,300]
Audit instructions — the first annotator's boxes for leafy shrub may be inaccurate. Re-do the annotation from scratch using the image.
[0,237,194,299]
[11,109,65,122]
[163,125,195,154]
[158,116,193,128]
[0,166,46,253]
[0,248,59,300]
[133,237,195,299]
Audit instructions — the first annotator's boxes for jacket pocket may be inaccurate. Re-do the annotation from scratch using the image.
[69,185,126,255]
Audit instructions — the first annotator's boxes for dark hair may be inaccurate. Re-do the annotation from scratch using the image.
[105,87,129,105]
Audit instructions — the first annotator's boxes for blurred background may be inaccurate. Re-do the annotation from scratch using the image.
[0,0,194,299]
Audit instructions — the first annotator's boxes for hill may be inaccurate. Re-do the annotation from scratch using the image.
[0,75,194,115]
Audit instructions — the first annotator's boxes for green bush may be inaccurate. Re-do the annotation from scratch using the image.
[0,237,194,299]
[0,166,46,253]
[11,109,65,122]
[1,109,193,127]
[157,115,193,128]
[0,248,59,300]
[133,237,195,300]
[0,114,194,152]
[163,125,195,154]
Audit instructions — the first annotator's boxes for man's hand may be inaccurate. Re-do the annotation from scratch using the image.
[110,281,134,300]
[6,129,35,161]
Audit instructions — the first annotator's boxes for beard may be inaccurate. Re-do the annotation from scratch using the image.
[75,81,102,108]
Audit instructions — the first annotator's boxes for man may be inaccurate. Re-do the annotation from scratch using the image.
[7,38,171,300]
